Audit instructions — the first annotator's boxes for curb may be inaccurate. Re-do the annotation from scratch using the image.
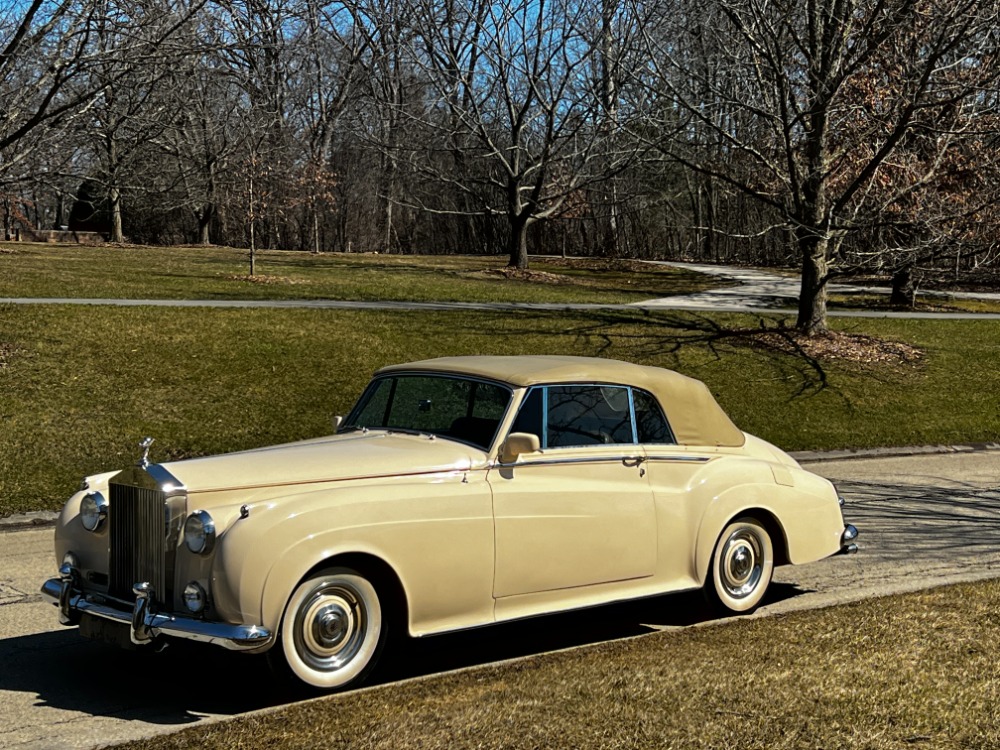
[790,442,1000,464]
[3,442,998,531]
[0,510,59,532]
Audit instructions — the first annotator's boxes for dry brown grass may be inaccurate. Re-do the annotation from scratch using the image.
[117,579,1000,750]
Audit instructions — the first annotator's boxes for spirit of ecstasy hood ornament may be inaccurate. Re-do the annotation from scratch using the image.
[137,436,155,468]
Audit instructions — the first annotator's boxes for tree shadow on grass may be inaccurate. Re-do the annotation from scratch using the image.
[492,308,838,397]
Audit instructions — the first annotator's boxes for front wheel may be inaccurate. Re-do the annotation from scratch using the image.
[706,517,774,614]
[269,567,386,691]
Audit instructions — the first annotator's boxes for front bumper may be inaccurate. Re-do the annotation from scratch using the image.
[41,568,271,652]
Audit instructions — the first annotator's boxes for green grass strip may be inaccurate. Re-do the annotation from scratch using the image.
[0,244,716,304]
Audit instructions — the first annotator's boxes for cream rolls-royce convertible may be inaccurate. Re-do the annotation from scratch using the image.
[43,355,858,690]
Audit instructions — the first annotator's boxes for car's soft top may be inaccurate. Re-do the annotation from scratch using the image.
[376,355,745,448]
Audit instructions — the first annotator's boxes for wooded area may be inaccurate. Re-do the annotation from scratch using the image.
[2,0,998,330]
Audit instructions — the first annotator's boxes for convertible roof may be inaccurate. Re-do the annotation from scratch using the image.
[377,355,746,448]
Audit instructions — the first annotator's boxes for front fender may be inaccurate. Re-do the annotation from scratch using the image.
[211,473,496,640]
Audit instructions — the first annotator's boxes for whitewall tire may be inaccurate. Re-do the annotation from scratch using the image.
[707,517,774,614]
[274,567,385,690]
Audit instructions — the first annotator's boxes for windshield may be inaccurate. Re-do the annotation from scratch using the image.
[342,374,512,451]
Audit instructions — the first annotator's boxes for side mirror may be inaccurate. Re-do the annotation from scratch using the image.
[332,415,343,432]
[500,432,540,464]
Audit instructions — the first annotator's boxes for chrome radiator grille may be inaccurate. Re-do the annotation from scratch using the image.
[109,482,167,601]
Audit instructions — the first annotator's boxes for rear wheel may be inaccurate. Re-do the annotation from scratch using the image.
[269,567,386,691]
[706,517,773,614]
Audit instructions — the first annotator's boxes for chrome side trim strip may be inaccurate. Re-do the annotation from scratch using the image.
[644,455,713,463]
[496,454,712,469]
[499,455,647,469]
[41,577,272,651]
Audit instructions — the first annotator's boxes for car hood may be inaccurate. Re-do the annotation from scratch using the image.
[156,431,481,495]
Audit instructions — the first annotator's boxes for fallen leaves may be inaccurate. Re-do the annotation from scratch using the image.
[224,274,311,286]
[478,267,567,284]
[747,329,923,365]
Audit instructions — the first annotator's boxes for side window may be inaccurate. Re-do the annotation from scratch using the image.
[546,385,634,447]
[509,387,544,438]
[633,389,674,444]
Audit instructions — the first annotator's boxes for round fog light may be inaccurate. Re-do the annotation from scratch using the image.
[62,551,80,572]
[183,582,207,614]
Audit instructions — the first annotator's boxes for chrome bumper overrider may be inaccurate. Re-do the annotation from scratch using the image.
[41,569,271,651]
[839,524,859,555]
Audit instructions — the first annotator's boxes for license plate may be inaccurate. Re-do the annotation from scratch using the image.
[79,613,135,649]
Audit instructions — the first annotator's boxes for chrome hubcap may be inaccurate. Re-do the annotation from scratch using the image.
[294,584,366,671]
[313,605,350,649]
[721,530,763,599]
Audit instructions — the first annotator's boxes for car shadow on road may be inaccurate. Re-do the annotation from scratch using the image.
[3,582,806,724]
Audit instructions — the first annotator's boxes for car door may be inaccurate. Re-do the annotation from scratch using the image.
[487,384,657,599]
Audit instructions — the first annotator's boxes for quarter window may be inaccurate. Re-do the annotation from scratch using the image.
[633,389,675,444]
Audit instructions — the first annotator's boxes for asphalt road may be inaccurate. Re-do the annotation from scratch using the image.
[1,450,999,749]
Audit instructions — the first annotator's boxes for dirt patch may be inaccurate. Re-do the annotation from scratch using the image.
[478,258,656,285]
[746,329,923,365]
[479,267,568,284]
[0,247,17,255]
[538,257,655,273]
[224,274,310,286]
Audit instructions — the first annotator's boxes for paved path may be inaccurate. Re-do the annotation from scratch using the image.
[3,295,1000,320]
[3,450,1000,749]
[640,260,1000,310]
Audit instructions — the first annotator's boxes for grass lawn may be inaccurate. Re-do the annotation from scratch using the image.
[1,304,998,517]
[114,578,1000,749]
[0,243,716,304]
[828,293,1000,314]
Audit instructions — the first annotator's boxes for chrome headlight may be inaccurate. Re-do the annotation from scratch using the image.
[184,510,216,555]
[80,492,108,532]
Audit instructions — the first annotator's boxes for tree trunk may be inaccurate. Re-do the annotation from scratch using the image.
[109,185,124,243]
[796,233,829,335]
[197,206,213,245]
[890,264,916,307]
[508,216,529,269]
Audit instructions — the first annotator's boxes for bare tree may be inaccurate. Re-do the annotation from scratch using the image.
[401,0,634,267]
[0,0,101,175]
[637,0,1000,333]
